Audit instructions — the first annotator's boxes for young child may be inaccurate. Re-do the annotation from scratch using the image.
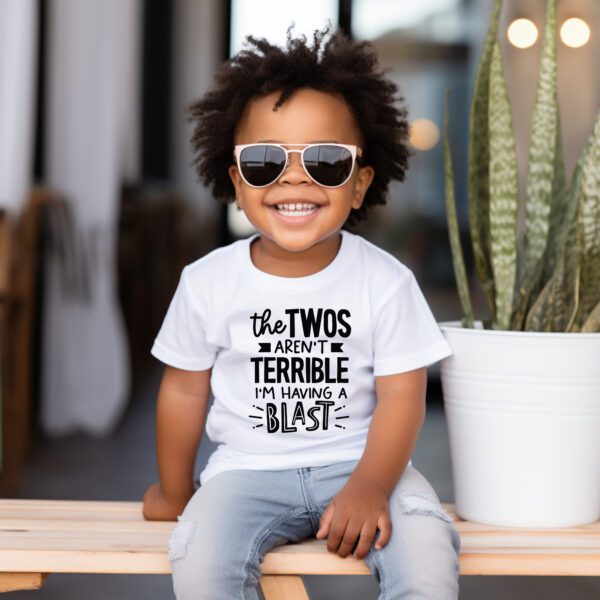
[143,25,461,600]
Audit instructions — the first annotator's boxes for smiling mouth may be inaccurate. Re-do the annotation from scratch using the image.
[273,202,319,217]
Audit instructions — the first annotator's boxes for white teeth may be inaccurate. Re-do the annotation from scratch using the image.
[275,203,318,211]
[274,203,319,217]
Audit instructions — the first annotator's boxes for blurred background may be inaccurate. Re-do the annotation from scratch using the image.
[1,0,599,597]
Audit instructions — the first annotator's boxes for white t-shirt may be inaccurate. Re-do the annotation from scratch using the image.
[151,230,452,486]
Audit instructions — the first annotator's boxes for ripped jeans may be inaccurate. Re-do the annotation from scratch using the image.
[167,460,460,600]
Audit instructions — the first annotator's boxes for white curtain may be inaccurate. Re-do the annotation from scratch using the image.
[0,0,38,212]
[41,0,140,436]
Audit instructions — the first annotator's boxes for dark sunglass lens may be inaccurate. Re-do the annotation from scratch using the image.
[303,145,353,186]
[239,145,286,186]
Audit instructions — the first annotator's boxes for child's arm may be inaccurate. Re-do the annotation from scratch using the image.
[316,367,426,559]
[142,365,212,521]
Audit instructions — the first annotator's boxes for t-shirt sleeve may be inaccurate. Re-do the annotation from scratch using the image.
[372,270,452,376]
[150,266,218,371]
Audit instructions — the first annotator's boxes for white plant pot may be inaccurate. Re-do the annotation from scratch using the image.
[439,321,600,528]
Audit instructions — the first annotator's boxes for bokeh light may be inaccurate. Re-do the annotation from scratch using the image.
[507,18,538,49]
[560,17,591,48]
[409,119,440,151]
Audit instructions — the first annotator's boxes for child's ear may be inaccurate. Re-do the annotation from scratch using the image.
[351,165,375,210]
[228,164,243,209]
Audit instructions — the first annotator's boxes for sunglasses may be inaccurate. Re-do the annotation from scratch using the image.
[233,143,363,188]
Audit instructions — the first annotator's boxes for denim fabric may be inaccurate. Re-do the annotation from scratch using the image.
[168,460,460,599]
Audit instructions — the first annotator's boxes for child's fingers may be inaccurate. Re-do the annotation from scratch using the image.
[374,512,392,549]
[315,502,334,539]
[336,519,363,558]
[326,515,350,554]
[352,520,378,559]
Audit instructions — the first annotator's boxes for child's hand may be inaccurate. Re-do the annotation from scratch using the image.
[142,482,191,521]
[315,474,392,559]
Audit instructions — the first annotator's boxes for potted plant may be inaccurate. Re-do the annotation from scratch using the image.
[442,0,600,527]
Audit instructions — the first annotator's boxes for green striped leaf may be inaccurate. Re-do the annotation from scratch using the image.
[468,0,502,325]
[521,0,557,285]
[542,109,567,283]
[488,41,519,330]
[574,108,600,326]
[512,0,558,329]
[528,156,582,331]
[582,298,600,332]
[524,272,553,331]
[565,230,582,332]
[513,114,565,330]
[444,94,474,327]
[525,244,580,332]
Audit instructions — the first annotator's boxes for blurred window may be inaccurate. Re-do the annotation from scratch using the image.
[230,0,338,55]
[352,0,461,41]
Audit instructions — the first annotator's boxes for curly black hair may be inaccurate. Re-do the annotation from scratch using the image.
[188,24,411,226]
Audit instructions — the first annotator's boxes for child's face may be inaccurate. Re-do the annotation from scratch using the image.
[228,88,374,254]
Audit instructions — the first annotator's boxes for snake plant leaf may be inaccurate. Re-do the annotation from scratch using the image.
[574,107,600,326]
[524,270,553,331]
[511,115,564,330]
[512,0,558,330]
[566,245,582,332]
[468,0,502,325]
[549,250,574,331]
[444,94,474,328]
[488,41,519,330]
[511,252,546,330]
[556,161,584,331]
[525,240,578,332]
[543,109,567,283]
[521,0,558,287]
[582,298,600,332]
[528,158,582,331]
[544,112,600,331]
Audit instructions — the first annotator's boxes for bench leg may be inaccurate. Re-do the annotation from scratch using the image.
[259,575,310,600]
[0,573,48,593]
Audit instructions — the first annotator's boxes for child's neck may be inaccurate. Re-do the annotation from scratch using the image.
[250,232,342,278]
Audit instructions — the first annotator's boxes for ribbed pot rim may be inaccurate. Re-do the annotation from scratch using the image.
[439,320,600,339]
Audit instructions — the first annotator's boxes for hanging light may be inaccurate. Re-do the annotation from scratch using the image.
[560,18,591,48]
[507,18,538,49]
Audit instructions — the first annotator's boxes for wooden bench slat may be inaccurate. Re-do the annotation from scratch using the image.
[0,519,173,533]
[460,554,600,576]
[3,499,600,578]
[5,517,600,554]
[0,499,144,520]
[0,529,170,553]
[1,550,172,575]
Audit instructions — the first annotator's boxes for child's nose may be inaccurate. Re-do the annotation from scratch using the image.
[279,151,311,185]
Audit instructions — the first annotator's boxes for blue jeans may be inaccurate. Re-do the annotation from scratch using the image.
[168,460,460,599]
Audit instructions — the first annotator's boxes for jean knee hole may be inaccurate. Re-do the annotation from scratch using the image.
[168,517,197,562]
[398,492,453,524]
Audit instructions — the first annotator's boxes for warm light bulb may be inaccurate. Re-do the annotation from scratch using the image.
[409,119,440,151]
[507,18,538,49]
[560,18,590,48]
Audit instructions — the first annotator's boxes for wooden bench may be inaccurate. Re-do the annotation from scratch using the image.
[2,499,600,599]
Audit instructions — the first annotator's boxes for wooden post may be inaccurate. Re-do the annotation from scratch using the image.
[0,573,48,593]
[260,575,310,600]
